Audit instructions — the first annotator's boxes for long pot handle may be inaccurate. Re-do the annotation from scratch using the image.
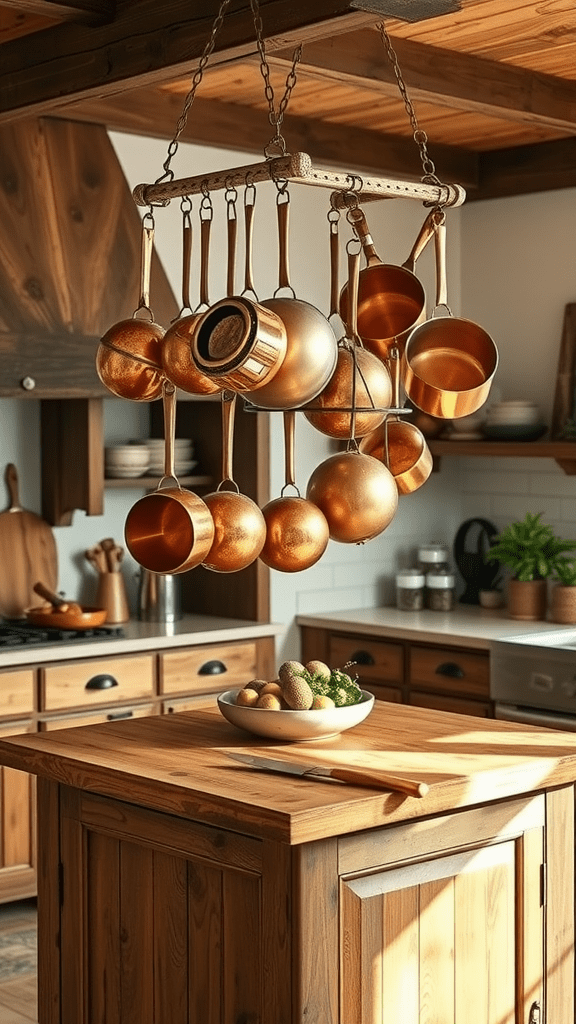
[198,213,212,310]
[346,245,361,442]
[226,192,237,297]
[402,209,437,273]
[162,381,178,485]
[242,184,257,298]
[433,215,450,311]
[328,214,340,319]
[220,390,237,487]
[135,218,155,319]
[283,409,297,490]
[181,209,193,313]
[275,195,296,297]
[347,205,382,269]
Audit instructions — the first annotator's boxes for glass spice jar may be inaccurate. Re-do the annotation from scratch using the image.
[425,570,456,611]
[417,544,450,575]
[396,570,425,611]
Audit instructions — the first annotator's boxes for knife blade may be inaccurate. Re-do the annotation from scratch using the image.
[225,752,428,798]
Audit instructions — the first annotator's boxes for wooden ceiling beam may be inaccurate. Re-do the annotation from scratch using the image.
[0,1,375,123]
[274,30,576,132]
[0,0,114,25]
[472,137,576,202]
[57,89,479,187]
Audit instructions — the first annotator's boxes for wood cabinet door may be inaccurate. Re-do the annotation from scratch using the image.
[0,720,36,902]
[56,788,291,1024]
[340,799,545,1024]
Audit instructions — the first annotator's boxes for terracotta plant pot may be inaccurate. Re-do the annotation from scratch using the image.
[550,584,576,624]
[507,578,547,621]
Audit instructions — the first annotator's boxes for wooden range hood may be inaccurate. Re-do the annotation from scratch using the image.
[0,116,178,525]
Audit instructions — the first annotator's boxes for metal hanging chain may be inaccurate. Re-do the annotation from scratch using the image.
[154,0,232,190]
[250,0,302,157]
[377,21,442,188]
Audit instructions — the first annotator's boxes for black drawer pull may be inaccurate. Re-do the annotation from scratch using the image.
[435,662,464,679]
[350,650,375,666]
[106,710,133,721]
[85,673,119,690]
[198,660,227,675]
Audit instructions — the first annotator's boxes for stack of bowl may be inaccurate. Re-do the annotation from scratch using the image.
[145,438,197,477]
[482,401,546,441]
[105,443,151,478]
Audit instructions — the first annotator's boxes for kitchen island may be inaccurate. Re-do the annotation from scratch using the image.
[0,698,575,1023]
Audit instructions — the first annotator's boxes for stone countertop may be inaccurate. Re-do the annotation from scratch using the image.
[1,698,576,844]
[296,605,576,651]
[0,614,283,668]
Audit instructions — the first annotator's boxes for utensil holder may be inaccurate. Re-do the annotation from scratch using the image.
[95,573,130,624]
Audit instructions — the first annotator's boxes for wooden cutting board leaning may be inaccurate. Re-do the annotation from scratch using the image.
[0,463,58,619]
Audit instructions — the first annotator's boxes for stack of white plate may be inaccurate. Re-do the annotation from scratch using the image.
[145,438,197,476]
[483,401,546,441]
[105,443,151,478]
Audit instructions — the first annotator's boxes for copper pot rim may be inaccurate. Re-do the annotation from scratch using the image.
[124,486,215,575]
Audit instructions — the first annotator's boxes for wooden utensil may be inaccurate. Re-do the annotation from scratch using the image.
[85,545,107,574]
[0,463,58,619]
[33,581,82,615]
[100,537,118,572]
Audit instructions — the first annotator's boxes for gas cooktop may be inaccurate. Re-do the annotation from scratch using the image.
[0,620,125,648]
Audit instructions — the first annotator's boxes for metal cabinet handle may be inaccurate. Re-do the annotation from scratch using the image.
[435,662,464,679]
[85,673,119,690]
[106,710,133,721]
[350,650,375,666]
[198,660,227,675]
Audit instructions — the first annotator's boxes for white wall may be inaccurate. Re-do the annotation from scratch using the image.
[3,132,572,659]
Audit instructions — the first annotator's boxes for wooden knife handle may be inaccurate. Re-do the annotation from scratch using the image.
[306,766,428,798]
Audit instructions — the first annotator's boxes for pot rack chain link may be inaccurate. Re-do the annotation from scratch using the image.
[250,0,303,157]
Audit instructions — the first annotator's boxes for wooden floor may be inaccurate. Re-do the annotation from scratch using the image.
[0,899,38,1024]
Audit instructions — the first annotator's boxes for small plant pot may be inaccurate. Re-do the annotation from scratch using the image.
[507,579,547,621]
[550,584,576,624]
[479,589,504,609]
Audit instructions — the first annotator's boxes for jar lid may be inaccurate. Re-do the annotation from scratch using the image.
[426,571,455,588]
[418,544,448,563]
[396,571,425,588]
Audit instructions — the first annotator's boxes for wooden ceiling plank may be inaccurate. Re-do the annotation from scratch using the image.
[0,0,374,122]
[272,30,576,132]
[56,91,479,188]
[0,0,115,26]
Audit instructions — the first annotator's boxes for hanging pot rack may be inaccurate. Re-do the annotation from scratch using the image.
[132,152,465,210]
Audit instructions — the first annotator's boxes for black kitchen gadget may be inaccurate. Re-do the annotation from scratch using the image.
[453,517,501,604]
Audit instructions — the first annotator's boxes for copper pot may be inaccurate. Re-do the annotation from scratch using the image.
[201,392,267,573]
[124,383,214,574]
[162,203,222,396]
[402,215,498,419]
[304,248,392,438]
[96,219,165,402]
[305,445,398,544]
[260,411,329,572]
[245,196,338,409]
[339,207,436,362]
[360,348,432,495]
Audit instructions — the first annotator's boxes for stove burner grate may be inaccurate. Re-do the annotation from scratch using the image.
[0,621,125,647]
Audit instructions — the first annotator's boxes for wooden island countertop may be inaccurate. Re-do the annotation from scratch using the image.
[1,698,576,844]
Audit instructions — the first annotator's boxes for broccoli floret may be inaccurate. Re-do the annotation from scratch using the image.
[327,668,362,706]
[307,672,332,697]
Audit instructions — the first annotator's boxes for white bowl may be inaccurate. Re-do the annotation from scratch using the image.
[105,466,150,478]
[217,688,375,741]
[145,438,193,450]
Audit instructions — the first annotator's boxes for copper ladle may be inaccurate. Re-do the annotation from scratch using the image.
[260,410,329,572]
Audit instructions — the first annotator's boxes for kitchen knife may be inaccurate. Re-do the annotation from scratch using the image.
[225,752,429,798]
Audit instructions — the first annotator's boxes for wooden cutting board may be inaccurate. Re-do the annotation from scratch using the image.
[0,463,58,620]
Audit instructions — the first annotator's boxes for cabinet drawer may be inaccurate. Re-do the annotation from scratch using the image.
[369,684,403,704]
[160,641,258,696]
[409,690,492,718]
[0,669,35,718]
[0,718,35,739]
[163,695,215,714]
[41,654,155,712]
[40,702,157,730]
[328,635,404,684]
[410,645,490,699]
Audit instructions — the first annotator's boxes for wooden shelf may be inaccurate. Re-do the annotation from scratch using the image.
[104,475,213,489]
[429,439,576,475]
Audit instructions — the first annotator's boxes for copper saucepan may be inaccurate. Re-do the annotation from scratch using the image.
[27,582,107,629]
[161,198,222,396]
[201,391,267,573]
[96,217,166,401]
[260,410,329,572]
[339,207,436,362]
[360,348,432,495]
[191,183,288,393]
[124,383,215,574]
[244,192,338,409]
[402,215,498,419]
[304,225,392,439]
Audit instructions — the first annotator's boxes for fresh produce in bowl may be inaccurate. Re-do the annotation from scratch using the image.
[217,660,374,741]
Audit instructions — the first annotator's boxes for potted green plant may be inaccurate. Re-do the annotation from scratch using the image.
[550,559,576,624]
[485,512,576,620]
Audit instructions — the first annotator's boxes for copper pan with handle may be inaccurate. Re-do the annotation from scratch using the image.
[402,213,498,419]
[124,382,215,574]
[339,206,436,362]
[27,581,107,630]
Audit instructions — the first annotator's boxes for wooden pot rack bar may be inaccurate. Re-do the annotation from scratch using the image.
[132,152,466,209]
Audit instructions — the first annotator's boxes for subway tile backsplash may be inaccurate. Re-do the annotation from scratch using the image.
[458,457,576,537]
